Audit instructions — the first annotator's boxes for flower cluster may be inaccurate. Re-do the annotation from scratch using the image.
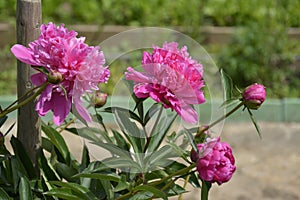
[126,42,205,124]
[11,23,110,125]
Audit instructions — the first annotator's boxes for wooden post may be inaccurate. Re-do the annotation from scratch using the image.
[16,0,42,170]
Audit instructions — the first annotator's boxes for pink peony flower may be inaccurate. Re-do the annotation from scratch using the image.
[192,137,236,185]
[242,83,266,110]
[11,23,110,125]
[125,42,205,123]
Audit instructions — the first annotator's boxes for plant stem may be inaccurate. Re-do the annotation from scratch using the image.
[2,84,43,112]
[143,105,163,153]
[201,180,211,200]
[0,82,48,118]
[203,101,244,132]
[150,163,196,187]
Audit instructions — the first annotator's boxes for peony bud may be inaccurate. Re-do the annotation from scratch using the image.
[93,92,108,108]
[242,83,266,110]
[195,137,236,185]
[47,70,63,84]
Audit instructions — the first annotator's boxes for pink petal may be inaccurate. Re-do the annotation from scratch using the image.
[176,103,198,124]
[73,96,92,123]
[52,93,72,125]
[11,44,40,66]
[30,73,47,86]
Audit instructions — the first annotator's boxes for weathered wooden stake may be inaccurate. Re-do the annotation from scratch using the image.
[16,0,42,171]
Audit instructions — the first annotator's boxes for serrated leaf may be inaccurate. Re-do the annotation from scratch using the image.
[247,108,262,139]
[42,123,70,164]
[19,176,33,200]
[10,136,36,179]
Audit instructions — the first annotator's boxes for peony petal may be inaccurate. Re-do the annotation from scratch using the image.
[30,73,48,86]
[52,93,72,125]
[73,96,92,123]
[176,103,198,124]
[11,44,40,66]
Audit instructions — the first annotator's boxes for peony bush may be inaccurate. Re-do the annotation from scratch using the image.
[0,23,266,199]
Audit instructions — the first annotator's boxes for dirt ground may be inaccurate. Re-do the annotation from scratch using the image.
[3,121,300,200]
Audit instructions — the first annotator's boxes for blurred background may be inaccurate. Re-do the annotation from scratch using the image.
[1,0,300,99]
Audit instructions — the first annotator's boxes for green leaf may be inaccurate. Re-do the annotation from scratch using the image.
[91,141,131,159]
[188,172,201,188]
[55,162,78,182]
[145,146,177,171]
[144,103,160,125]
[0,187,11,200]
[134,185,167,200]
[112,129,130,151]
[220,68,233,101]
[73,173,120,182]
[10,136,36,179]
[113,174,130,192]
[81,144,90,169]
[100,157,143,172]
[11,156,28,192]
[67,127,112,144]
[147,113,177,153]
[19,176,33,200]
[103,107,142,125]
[38,149,60,181]
[42,123,70,164]
[0,115,8,128]
[44,188,80,200]
[50,181,98,200]
[247,108,262,139]
[129,191,152,200]
[183,128,198,153]
[113,109,145,153]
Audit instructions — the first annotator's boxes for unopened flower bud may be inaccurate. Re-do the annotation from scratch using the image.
[93,92,107,108]
[47,70,63,84]
[194,137,236,185]
[242,83,266,110]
